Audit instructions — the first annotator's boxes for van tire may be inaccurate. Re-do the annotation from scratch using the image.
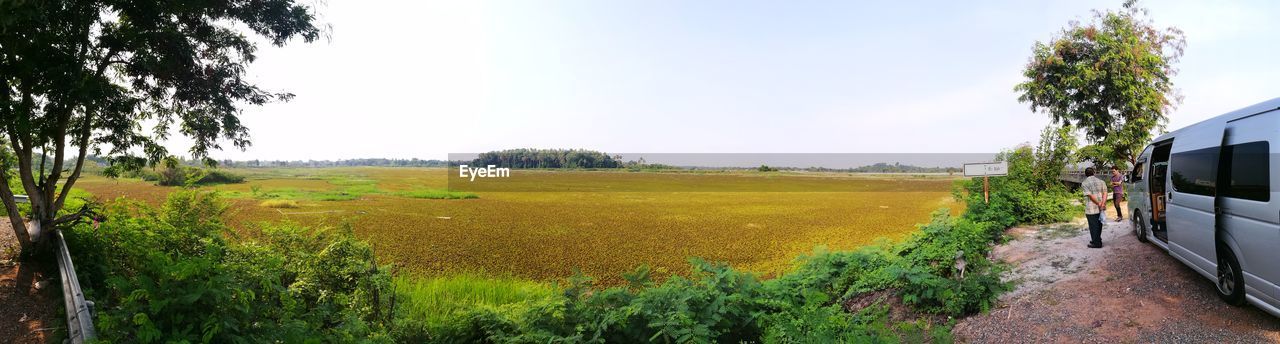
[1132,212,1149,243]
[1216,244,1246,306]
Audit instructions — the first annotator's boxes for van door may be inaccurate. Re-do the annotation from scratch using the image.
[1221,111,1280,304]
[1167,122,1226,277]
[1129,151,1150,238]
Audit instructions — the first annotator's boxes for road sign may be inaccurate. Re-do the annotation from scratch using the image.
[963,162,1008,177]
[963,162,1007,204]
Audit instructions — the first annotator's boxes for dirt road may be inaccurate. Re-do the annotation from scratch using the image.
[953,215,1280,343]
[0,222,58,343]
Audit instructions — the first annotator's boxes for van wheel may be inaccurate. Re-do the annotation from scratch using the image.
[1132,212,1149,243]
[1216,244,1246,306]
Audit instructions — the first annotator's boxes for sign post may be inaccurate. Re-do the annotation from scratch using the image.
[964,162,1008,204]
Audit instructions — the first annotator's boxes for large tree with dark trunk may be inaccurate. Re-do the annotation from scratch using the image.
[0,0,320,255]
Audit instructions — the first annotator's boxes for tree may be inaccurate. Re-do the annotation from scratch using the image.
[1015,0,1185,167]
[1031,125,1078,191]
[0,1,321,254]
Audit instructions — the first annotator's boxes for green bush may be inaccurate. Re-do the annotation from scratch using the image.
[889,212,1009,316]
[113,165,246,186]
[65,191,394,343]
[957,146,1079,229]
[192,169,246,185]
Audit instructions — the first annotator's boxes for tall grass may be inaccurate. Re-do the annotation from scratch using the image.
[394,274,554,328]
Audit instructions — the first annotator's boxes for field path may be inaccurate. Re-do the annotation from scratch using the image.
[954,212,1280,343]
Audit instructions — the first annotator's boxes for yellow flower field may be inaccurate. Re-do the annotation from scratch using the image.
[74,167,960,285]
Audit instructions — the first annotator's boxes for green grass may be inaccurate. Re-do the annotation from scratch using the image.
[395,274,556,328]
[395,189,478,199]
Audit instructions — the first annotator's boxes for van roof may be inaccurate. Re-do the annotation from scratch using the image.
[1154,97,1280,142]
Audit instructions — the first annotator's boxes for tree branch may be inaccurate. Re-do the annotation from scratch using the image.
[43,109,69,215]
[7,92,44,224]
[55,109,93,211]
[52,203,98,226]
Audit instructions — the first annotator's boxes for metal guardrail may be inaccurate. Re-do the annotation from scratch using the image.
[14,195,96,343]
[54,227,96,343]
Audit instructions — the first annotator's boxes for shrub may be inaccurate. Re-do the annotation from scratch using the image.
[193,169,246,185]
[889,213,1009,315]
[957,146,1079,229]
[64,191,394,343]
[135,166,247,186]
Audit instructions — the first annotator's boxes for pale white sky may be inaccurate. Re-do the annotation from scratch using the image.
[182,0,1280,161]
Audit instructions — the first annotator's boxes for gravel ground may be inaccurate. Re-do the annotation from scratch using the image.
[953,210,1280,343]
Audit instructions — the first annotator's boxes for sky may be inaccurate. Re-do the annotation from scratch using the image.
[188,0,1280,161]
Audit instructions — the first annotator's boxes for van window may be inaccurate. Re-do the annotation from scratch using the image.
[1222,141,1270,202]
[1130,161,1145,182]
[1170,147,1219,196]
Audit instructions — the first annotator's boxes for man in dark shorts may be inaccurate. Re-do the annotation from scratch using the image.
[1110,166,1124,221]
[1082,167,1107,248]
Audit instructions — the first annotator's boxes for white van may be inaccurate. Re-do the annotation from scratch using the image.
[1128,97,1280,316]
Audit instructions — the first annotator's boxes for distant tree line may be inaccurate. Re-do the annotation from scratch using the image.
[223,158,449,168]
[845,162,958,173]
[79,152,959,172]
[468,149,623,169]
[762,163,959,173]
[83,156,450,169]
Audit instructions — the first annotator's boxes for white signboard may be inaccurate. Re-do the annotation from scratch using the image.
[963,162,1008,177]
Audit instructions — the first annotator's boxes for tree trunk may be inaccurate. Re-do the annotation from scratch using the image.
[0,175,31,254]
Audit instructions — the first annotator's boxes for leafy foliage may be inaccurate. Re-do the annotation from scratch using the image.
[890,215,1007,315]
[64,191,394,343]
[105,165,246,187]
[1015,0,1185,166]
[958,141,1079,229]
[0,0,322,251]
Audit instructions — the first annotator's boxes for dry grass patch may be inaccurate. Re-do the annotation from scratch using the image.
[259,199,301,208]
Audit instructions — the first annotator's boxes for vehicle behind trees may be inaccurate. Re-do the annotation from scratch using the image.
[1128,97,1280,316]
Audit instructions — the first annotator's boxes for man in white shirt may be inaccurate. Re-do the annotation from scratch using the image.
[1082,167,1109,248]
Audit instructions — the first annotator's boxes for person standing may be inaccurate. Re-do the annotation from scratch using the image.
[1082,167,1108,248]
[1110,166,1125,221]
